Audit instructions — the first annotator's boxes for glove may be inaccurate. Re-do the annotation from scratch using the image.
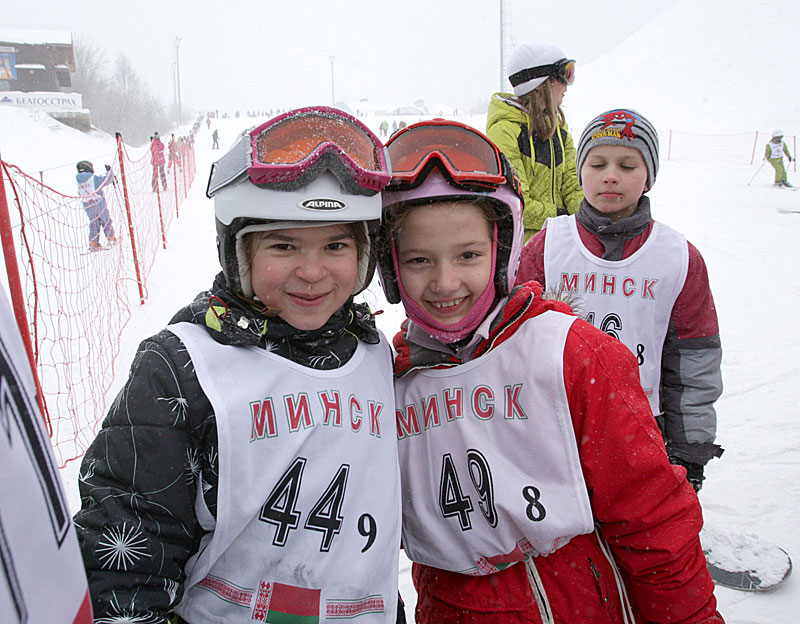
[105,164,111,171]
[669,456,705,493]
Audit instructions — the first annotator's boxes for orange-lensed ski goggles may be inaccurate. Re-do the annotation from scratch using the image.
[386,119,507,191]
[509,57,576,88]
[207,107,390,197]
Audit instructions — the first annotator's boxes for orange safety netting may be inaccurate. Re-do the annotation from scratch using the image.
[0,133,197,468]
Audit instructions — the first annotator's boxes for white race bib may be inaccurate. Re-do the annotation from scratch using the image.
[395,311,593,575]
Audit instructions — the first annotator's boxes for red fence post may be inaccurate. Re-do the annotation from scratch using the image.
[182,143,188,199]
[0,158,51,431]
[154,179,168,249]
[172,158,179,217]
[115,133,146,305]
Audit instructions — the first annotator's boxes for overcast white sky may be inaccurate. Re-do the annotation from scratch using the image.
[7,1,675,114]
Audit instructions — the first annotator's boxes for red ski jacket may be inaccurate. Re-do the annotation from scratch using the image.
[151,138,166,166]
[393,283,724,624]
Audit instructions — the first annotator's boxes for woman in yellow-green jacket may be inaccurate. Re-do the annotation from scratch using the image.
[487,42,583,241]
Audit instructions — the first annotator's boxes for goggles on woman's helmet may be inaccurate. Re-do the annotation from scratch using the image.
[207,106,390,198]
[508,57,576,88]
[386,119,509,192]
[379,119,525,307]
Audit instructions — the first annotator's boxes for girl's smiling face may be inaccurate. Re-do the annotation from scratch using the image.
[395,202,493,326]
[249,224,358,330]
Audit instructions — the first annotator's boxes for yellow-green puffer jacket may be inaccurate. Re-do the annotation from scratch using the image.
[487,92,583,241]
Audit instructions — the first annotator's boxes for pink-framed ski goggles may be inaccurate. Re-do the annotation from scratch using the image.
[207,106,390,197]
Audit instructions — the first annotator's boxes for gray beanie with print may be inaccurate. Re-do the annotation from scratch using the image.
[576,109,659,189]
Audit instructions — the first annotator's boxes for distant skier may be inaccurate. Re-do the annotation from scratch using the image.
[168,133,180,170]
[765,129,793,187]
[75,160,116,251]
[151,132,168,191]
[212,128,219,149]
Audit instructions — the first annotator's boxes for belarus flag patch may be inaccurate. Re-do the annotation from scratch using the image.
[252,580,321,623]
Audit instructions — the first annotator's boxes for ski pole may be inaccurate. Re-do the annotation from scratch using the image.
[747,159,767,186]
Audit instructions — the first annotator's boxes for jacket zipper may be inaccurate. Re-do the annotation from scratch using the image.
[588,557,610,606]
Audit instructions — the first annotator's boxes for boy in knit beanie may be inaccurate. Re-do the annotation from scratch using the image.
[516,108,724,492]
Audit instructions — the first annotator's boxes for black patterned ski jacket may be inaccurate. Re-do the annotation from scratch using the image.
[73,273,380,623]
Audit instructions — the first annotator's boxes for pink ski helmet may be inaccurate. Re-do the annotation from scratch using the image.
[378,119,524,340]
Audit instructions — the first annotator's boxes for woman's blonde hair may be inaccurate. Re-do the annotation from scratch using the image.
[518,77,565,141]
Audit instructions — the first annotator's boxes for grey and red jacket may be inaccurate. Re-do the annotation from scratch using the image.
[516,198,723,467]
[393,283,724,624]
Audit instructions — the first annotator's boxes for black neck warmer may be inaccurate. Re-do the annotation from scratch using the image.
[576,196,652,260]
[171,273,380,370]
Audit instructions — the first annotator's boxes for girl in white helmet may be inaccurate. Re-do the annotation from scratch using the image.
[74,107,403,624]
[487,42,584,241]
[378,119,723,623]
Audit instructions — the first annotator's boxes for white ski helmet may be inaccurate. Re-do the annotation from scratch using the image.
[206,107,390,299]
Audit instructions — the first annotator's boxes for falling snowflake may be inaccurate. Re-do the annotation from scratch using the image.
[96,523,151,571]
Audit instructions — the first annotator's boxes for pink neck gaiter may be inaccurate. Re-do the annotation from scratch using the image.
[392,226,497,344]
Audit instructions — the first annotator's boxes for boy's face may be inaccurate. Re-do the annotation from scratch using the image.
[250,224,358,330]
[580,145,649,222]
[395,202,493,326]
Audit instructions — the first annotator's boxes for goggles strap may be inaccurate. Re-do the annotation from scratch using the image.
[509,59,573,87]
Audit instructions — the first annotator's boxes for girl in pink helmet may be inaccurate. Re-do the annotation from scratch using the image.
[378,119,724,624]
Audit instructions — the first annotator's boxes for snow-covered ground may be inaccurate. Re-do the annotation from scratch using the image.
[2,0,799,620]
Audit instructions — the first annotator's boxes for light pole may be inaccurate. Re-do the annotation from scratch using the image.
[329,55,335,106]
[175,37,182,123]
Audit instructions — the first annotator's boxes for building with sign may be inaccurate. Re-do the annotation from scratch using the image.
[0,28,90,131]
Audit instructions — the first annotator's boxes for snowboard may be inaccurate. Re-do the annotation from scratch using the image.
[701,524,792,592]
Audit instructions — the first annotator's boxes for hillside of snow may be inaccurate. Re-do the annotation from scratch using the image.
[565,0,800,134]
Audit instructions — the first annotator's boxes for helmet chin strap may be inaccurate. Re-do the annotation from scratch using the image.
[392,227,497,344]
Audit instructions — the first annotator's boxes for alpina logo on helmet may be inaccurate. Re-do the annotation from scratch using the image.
[300,198,347,211]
